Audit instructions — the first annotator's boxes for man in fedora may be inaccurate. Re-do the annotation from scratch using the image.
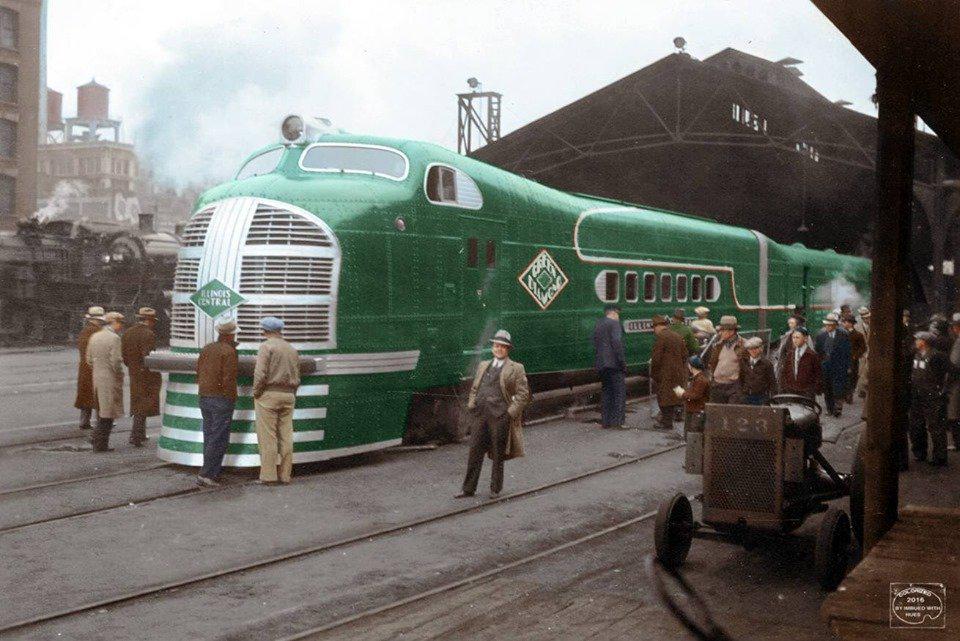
[87,312,125,451]
[650,315,687,430]
[690,306,715,343]
[854,306,871,399]
[457,330,531,499]
[706,315,745,404]
[196,319,239,486]
[841,314,866,404]
[815,312,852,417]
[74,305,104,431]
[121,307,162,447]
[593,303,627,429]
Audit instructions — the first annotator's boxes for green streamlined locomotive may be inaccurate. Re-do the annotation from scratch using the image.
[150,115,871,467]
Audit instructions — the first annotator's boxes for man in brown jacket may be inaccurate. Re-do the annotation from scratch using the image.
[457,330,531,499]
[74,305,104,430]
[253,316,300,484]
[196,320,239,486]
[121,307,162,446]
[650,315,687,430]
[86,312,125,451]
[706,315,746,404]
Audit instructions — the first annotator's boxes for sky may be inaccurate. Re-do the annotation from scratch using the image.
[46,0,877,188]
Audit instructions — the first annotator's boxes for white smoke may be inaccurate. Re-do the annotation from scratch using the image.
[31,180,89,224]
[812,274,867,312]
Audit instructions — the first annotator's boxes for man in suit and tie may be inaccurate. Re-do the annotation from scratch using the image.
[593,303,627,429]
[457,330,531,499]
[815,313,852,417]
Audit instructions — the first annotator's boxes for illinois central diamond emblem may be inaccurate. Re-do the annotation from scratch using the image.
[190,279,246,319]
[518,250,569,310]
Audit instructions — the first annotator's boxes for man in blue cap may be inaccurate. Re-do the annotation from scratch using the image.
[593,303,627,428]
[253,316,300,484]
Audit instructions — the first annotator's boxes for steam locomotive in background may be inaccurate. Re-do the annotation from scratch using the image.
[0,215,179,344]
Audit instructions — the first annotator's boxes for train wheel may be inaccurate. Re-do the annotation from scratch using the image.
[814,507,851,591]
[654,494,694,569]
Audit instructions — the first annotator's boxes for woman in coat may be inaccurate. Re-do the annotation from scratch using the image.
[778,328,822,400]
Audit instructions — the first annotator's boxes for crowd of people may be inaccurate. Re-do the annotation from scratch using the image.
[74,306,302,487]
[592,303,960,471]
[69,299,958,501]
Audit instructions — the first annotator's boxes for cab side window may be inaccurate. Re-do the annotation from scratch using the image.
[425,164,483,209]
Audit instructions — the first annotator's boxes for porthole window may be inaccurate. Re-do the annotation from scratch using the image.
[676,274,688,302]
[690,275,702,301]
[643,272,656,302]
[660,274,672,302]
[705,275,721,302]
[595,270,619,302]
[624,272,638,303]
[425,164,483,209]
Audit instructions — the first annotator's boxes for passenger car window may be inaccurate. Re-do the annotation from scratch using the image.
[643,273,656,302]
[690,275,702,301]
[676,274,688,302]
[705,275,721,302]
[624,272,638,303]
[596,271,619,302]
[660,274,672,302]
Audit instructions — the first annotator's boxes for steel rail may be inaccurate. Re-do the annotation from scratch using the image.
[0,461,171,497]
[0,440,685,635]
[279,495,695,641]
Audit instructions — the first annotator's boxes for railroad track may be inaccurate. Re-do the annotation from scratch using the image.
[0,438,685,635]
[0,461,172,498]
[278,498,694,641]
[0,422,153,450]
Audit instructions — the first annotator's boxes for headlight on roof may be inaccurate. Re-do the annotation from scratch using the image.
[280,114,335,144]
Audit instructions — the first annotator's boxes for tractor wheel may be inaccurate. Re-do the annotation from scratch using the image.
[654,494,694,569]
[814,507,852,591]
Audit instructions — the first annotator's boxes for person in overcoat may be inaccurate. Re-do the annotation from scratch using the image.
[842,315,866,404]
[909,331,950,466]
[650,315,688,430]
[778,328,822,399]
[457,330,531,499]
[814,313,851,417]
[854,307,871,399]
[74,305,104,430]
[86,312,125,451]
[121,307,162,447]
[593,303,627,428]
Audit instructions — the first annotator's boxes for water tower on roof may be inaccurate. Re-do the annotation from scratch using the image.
[63,79,122,142]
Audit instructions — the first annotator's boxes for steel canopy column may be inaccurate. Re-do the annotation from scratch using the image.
[862,62,915,552]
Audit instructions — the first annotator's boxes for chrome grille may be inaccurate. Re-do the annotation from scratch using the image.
[170,303,196,341]
[239,256,334,295]
[181,208,214,246]
[246,206,332,246]
[236,304,331,343]
[173,258,200,292]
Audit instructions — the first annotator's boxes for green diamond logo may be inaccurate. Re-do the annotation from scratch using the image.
[189,279,245,319]
[518,250,569,310]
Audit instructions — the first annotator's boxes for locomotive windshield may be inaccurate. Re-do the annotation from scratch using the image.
[299,144,408,180]
[236,147,283,181]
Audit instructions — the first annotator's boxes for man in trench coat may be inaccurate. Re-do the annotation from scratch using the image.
[457,330,531,499]
[121,307,162,447]
[650,315,688,430]
[86,312,125,451]
[74,305,104,430]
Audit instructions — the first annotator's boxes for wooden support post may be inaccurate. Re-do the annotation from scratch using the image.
[862,64,915,552]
